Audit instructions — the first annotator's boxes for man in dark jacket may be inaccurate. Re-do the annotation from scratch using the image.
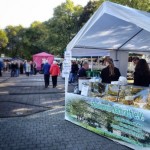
[0,60,3,77]
[77,61,89,78]
[43,60,51,88]
[11,62,16,77]
[69,61,79,83]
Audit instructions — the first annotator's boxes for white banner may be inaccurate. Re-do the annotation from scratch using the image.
[65,51,72,61]
[62,70,70,78]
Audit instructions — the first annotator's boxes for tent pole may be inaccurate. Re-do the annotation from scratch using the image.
[91,56,93,71]
[115,29,143,60]
[98,56,100,70]
[74,46,114,51]
[118,29,143,50]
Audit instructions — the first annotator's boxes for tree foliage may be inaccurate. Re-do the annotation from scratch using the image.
[44,0,83,56]
[2,0,150,58]
[110,0,150,11]
[0,29,8,50]
[5,25,24,57]
[78,0,150,26]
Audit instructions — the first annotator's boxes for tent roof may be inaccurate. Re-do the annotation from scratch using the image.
[67,1,150,57]
[11,57,24,61]
[33,52,54,57]
[1,56,12,60]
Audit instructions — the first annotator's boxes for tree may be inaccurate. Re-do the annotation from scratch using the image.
[3,0,83,58]
[23,21,49,56]
[78,0,104,27]
[5,0,150,58]
[5,25,24,57]
[0,29,8,53]
[78,0,150,27]
[45,0,83,56]
[110,0,150,11]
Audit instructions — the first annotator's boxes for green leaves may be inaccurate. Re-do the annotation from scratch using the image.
[3,0,150,58]
[0,29,8,48]
[78,0,150,27]
[44,0,83,56]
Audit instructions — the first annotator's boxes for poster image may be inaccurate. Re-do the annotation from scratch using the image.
[65,92,150,150]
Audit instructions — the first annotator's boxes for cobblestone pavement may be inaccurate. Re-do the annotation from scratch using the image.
[0,73,132,150]
[0,71,11,83]
[0,73,65,117]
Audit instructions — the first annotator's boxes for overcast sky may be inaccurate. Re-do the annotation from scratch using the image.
[0,0,89,28]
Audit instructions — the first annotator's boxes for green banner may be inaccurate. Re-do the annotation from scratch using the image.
[65,85,150,150]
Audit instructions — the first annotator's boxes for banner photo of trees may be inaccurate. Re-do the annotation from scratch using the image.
[65,88,150,150]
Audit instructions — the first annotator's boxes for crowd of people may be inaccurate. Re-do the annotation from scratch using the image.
[0,58,61,88]
[10,60,37,77]
[0,56,150,88]
[0,60,37,77]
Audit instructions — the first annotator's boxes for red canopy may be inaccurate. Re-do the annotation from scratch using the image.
[33,52,54,70]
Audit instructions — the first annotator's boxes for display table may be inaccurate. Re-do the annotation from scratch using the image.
[65,83,150,150]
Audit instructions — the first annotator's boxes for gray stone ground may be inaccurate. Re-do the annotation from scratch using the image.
[0,72,132,150]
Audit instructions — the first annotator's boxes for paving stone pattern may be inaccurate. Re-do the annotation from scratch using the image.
[0,73,132,150]
[0,73,65,117]
[0,107,132,150]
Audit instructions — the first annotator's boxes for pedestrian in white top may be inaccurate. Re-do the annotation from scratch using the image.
[26,60,31,76]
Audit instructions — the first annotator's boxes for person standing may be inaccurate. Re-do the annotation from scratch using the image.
[132,57,139,66]
[77,61,89,78]
[134,59,150,87]
[100,58,121,83]
[33,61,37,75]
[30,61,33,75]
[50,61,60,88]
[15,61,19,77]
[11,61,16,77]
[59,62,62,72]
[24,60,27,74]
[3,61,7,71]
[0,60,3,77]
[20,62,24,74]
[69,61,79,83]
[26,61,31,77]
[43,60,51,88]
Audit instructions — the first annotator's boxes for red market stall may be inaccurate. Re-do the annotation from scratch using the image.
[33,52,54,70]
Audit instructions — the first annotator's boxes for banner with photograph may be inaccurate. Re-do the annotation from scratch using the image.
[65,85,150,150]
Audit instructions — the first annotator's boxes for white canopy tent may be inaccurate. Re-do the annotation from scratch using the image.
[67,1,150,76]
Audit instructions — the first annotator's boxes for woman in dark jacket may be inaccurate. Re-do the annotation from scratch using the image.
[100,58,121,83]
[20,62,24,74]
[134,59,150,87]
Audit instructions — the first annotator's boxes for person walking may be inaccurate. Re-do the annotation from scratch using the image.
[50,61,60,88]
[43,60,51,88]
